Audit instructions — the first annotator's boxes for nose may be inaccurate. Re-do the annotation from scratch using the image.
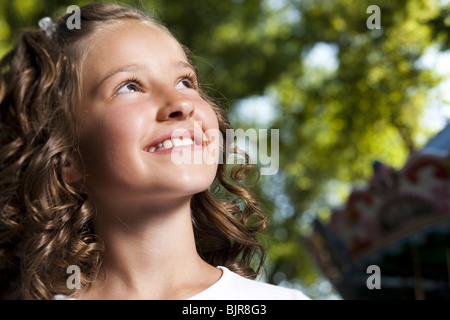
[156,90,194,121]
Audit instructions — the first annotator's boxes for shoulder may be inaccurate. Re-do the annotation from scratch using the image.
[188,266,310,300]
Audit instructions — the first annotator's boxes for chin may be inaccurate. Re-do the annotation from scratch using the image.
[169,164,216,194]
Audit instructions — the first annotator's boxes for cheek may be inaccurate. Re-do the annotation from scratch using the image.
[195,101,221,162]
[78,108,147,176]
[195,100,220,132]
[103,109,147,147]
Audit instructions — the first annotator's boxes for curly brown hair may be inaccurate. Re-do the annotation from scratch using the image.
[0,2,268,299]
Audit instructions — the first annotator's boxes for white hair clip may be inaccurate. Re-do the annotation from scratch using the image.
[38,17,57,37]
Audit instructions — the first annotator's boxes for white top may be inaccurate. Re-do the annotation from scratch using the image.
[54,266,310,300]
[188,266,309,300]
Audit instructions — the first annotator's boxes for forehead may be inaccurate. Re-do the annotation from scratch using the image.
[82,19,187,74]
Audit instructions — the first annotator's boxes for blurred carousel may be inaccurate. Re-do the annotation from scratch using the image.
[302,124,450,299]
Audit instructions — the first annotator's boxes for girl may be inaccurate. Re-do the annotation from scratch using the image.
[0,2,309,300]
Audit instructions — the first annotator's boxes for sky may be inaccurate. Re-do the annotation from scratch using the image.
[416,46,450,132]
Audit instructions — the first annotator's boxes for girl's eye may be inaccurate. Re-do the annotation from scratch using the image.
[176,75,197,90]
[114,79,142,96]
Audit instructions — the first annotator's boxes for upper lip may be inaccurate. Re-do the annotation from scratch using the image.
[143,128,205,152]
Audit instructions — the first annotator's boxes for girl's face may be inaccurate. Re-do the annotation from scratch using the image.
[75,20,220,211]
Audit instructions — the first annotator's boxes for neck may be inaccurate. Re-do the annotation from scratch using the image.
[76,196,221,299]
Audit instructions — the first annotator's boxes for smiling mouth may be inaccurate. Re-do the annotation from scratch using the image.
[145,130,210,153]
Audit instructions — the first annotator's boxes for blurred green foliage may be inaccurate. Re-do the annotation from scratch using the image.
[1,0,450,299]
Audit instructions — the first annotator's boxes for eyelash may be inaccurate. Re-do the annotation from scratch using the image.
[179,72,199,90]
[114,77,142,96]
[113,73,199,96]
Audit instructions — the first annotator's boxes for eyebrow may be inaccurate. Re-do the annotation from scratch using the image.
[173,60,196,72]
[96,64,148,90]
[96,60,196,90]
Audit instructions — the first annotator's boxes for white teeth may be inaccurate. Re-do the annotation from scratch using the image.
[147,137,195,152]
[172,138,183,147]
[162,139,173,149]
[182,138,194,146]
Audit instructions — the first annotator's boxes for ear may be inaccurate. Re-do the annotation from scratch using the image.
[61,152,84,185]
